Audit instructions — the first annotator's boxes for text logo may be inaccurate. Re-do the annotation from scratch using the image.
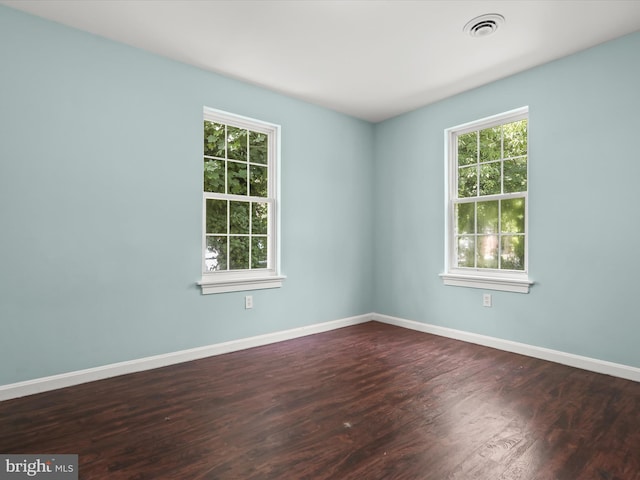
[0,455,77,479]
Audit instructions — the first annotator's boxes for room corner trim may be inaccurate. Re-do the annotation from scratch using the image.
[0,313,373,402]
[372,313,640,383]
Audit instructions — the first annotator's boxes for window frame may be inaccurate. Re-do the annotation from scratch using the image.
[199,107,285,294]
[440,107,533,293]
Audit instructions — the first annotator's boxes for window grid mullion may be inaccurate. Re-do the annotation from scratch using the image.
[203,192,272,203]
[226,200,230,272]
[224,124,229,196]
[203,108,279,280]
[248,201,253,270]
[474,202,478,268]
[498,199,502,270]
[449,109,528,274]
[476,131,480,199]
[454,192,525,204]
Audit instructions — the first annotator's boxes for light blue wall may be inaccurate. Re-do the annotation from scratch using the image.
[2,5,639,387]
[0,6,374,385]
[373,31,640,368]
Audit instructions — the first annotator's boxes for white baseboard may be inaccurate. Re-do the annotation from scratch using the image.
[3,311,638,402]
[373,313,640,383]
[0,313,373,401]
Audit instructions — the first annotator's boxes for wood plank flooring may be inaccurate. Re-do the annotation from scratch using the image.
[1,321,639,479]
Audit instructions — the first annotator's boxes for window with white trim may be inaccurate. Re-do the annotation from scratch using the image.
[441,107,532,293]
[199,108,284,294]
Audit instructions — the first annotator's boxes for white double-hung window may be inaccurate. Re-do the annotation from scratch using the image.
[441,107,533,293]
[199,108,284,294]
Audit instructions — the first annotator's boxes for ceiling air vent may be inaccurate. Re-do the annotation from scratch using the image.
[463,14,505,38]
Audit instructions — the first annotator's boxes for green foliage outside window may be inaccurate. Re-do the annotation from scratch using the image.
[204,121,270,272]
[454,119,527,271]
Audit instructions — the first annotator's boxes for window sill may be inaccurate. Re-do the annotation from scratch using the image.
[198,274,286,294]
[440,273,533,293]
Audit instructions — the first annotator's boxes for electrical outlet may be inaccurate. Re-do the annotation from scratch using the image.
[245,295,253,309]
[482,293,492,307]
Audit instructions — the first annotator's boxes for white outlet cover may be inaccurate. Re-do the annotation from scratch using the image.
[482,294,492,307]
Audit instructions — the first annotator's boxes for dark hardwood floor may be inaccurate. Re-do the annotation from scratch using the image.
[1,321,639,479]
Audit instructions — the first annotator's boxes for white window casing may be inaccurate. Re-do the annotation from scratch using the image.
[199,107,284,294]
[441,107,533,293]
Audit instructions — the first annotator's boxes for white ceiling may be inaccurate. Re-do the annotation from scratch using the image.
[3,0,640,122]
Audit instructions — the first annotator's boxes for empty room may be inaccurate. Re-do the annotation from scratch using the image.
[1,1,640,479]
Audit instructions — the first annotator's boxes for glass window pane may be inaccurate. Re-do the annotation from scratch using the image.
[251,237,268,269]
[477,200,498,234]
[501,198,525,233]
[229,236,250,270]
[504,157,527,193]
[206,199,227,234]
[456,202,475,235]
[206,236,227,271]
[227,126,247,161]
[249,131,268,165]
[479,163,501,196]
[250,165,268,198]
[458,165,477,198]
[503,120,527,158]
[457,236,475,268]
[252,202,268,235]
[227,161,248,196]
[457,132,477,166]
[204,159,225,193]
[230,201,250,234]
[477,235,499,268]
[501,235,525,270]
[204,121,225,158]
[479,126,501,162]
